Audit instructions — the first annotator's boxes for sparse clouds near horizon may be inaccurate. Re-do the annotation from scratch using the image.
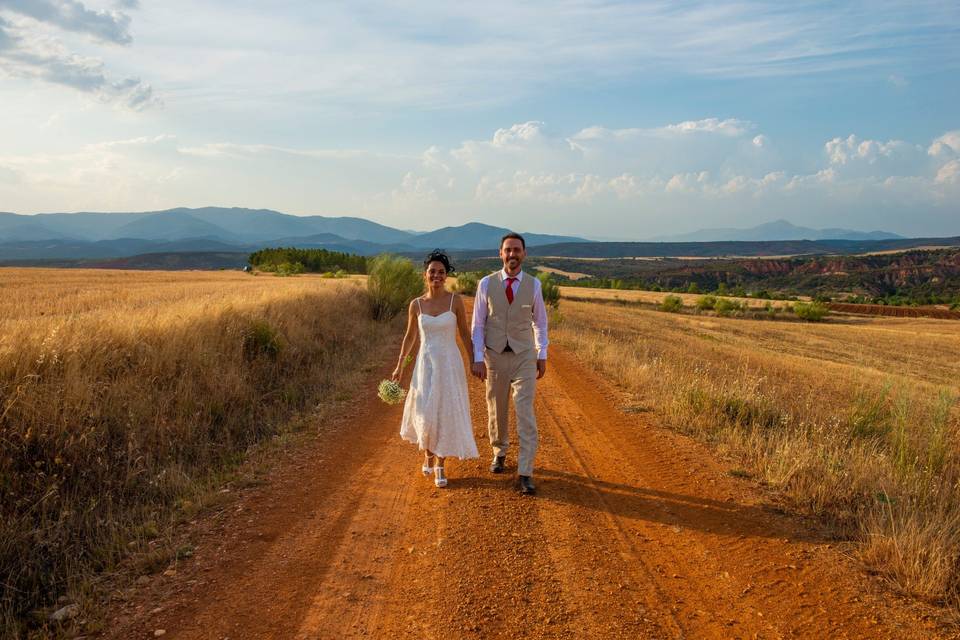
[1,120,957,238]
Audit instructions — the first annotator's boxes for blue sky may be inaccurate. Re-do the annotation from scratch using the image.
[0,0,958,239]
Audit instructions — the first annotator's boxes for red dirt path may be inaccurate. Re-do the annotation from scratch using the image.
[104,343,948,639]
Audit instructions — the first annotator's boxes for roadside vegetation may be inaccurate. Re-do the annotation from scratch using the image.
[552,299,960,608]
[366,255,424,320]
[0,269,399,637]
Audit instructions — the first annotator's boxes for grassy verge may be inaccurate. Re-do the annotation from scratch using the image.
[551,300,960,608]
[1,278,392,636]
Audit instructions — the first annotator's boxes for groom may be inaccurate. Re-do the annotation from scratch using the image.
[471,232,549,495]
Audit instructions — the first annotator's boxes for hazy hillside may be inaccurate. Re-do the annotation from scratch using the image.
[516,248,960,303]
[412,222,586,249]
[653,219,903,242]
[0,208,587,260]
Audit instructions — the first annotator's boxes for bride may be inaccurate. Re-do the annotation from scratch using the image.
[392,250,479,487]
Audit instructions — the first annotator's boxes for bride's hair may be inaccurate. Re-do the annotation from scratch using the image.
[423,249,455,274]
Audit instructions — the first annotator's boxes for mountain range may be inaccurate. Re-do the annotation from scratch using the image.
[0,207,587,260]
[0,208,938,265]
[652,219,902,242]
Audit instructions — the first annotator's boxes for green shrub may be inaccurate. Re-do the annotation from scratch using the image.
[275,261,305,276]
[713,298,743,317]
[660,295,683,313]
[243,320,283,361]
[793,301,829,322]
[367,255,423,321]
[538,272,561,308]
[696,295,717,311]
[686,282,700,294]
[452,271,481,296]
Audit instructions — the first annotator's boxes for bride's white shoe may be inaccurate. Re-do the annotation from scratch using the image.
[421,463,433,476]
[434,467,448,488]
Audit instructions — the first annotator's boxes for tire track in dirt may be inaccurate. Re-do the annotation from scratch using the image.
[107,309,947,640]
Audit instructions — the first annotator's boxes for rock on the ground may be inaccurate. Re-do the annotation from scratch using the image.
[49,604,80,622]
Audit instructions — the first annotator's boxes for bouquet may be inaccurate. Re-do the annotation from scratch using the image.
[378,379,407,405]
[378,354,413,405]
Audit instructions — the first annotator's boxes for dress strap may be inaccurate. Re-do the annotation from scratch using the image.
[416,297,422,314]
[449,293,455,312]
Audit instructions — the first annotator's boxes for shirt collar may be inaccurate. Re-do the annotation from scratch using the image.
[500,268,523,282]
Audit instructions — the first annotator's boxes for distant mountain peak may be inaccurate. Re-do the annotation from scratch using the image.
[653,220,902,242]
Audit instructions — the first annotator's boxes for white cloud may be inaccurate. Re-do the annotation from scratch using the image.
[936,160,960,185]
[928,131,960,158]
[0,0,156,109]
[661,118,752,137]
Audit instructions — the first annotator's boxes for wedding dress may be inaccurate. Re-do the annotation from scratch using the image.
[399,296,479,459]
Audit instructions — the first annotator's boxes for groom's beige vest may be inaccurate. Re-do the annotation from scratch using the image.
[484,271,535,355]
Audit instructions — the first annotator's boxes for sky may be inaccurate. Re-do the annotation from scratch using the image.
[0,1,958,239]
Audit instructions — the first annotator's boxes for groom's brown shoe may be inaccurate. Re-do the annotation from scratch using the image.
[518,475,536,495]
[490,455,506,474]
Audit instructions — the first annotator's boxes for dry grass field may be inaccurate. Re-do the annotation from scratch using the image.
[552,298,960,607]
[559,285,802,308]
[0,269,389,634]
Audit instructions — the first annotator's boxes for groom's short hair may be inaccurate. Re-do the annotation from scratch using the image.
[500,232,526,249]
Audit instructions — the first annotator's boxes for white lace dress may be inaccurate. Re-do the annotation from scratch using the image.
[399,297,478,459]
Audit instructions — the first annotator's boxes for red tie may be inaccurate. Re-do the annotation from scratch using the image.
[505,277,517,304]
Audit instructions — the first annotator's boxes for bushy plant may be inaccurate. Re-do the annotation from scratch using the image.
[713,298,743,317]
[243,319,283,361]
[367,255,423,321]
[451,271,481,296]
[538,272,561,308]
[660,295,683,313]
[696,295,717,311]
[275,261,305,276]
[794,301,829,322]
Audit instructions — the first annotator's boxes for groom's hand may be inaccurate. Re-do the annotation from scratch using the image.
[536,359,547,379]
[471,362,487,381]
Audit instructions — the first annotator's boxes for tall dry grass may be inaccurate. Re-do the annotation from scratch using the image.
[0,269,390,635]
[551,300,960,606]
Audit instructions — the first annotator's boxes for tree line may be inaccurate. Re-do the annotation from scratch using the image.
[248,247,368,274]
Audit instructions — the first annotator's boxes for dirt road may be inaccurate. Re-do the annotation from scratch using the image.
[107,345,946,639]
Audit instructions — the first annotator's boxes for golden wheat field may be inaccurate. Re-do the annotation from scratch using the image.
[558,284,803,308]
[551,297,960,607]
[0,268,388,634]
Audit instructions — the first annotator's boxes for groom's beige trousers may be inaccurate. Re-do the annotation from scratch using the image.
[484,347,538,476]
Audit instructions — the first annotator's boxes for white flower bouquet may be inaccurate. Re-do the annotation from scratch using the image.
[378,379,407,405]
[378,354,413,405]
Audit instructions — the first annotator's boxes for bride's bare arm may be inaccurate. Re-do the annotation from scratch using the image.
[453,294,474,358]
[392,300,419,380]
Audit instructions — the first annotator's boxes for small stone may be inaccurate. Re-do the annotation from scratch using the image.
[162,568,177,577]
[154,629,167,637]
[136,575,151,586]
[49,604,80,622]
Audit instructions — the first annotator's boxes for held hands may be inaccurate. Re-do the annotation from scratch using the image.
[471,361,487,381]
[536,359,547,379]
[391,366,401,381]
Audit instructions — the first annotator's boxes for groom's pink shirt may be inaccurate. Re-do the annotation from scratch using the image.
[470,269,549,364]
